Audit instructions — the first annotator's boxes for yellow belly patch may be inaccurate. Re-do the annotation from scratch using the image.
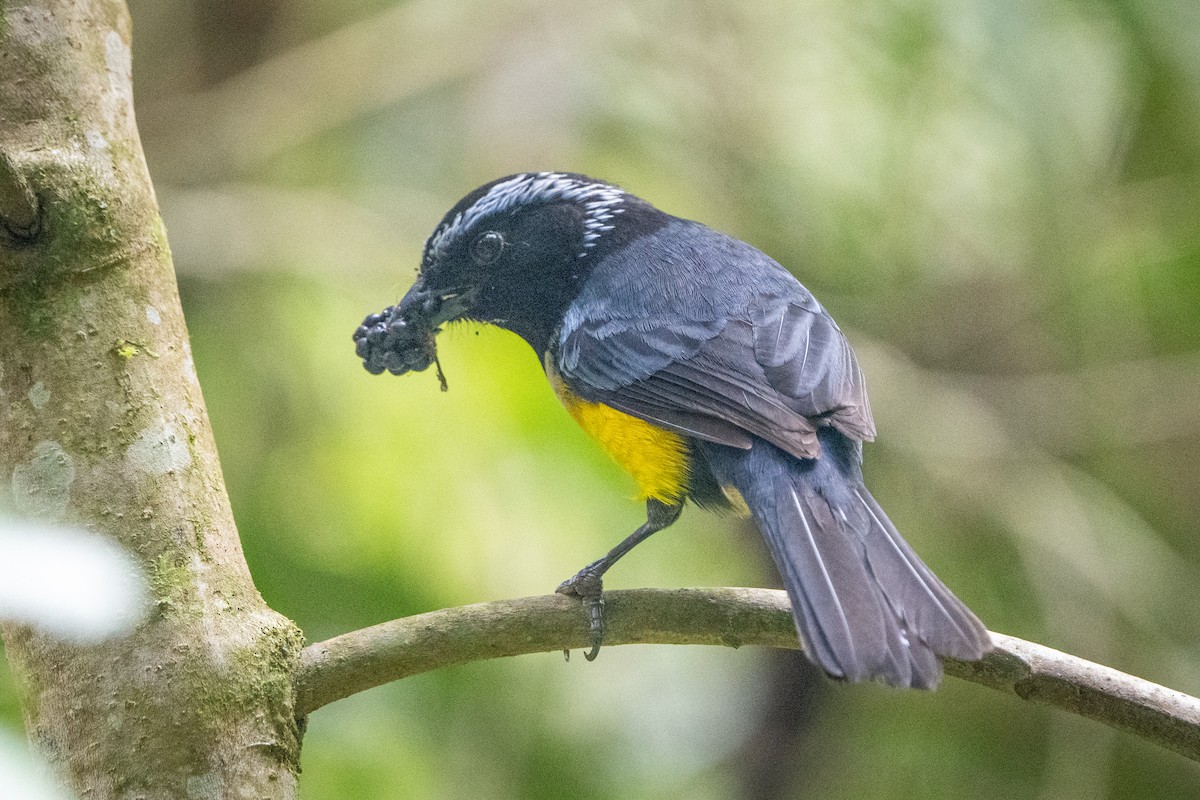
[546,359,688,502]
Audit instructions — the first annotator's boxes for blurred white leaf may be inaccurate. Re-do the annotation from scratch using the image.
[0,732,71,800]
[0,521,147,643]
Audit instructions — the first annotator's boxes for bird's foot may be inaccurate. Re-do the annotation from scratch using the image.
[556,566,606,661]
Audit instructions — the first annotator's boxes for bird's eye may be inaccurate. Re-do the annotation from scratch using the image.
[471,231,505,265]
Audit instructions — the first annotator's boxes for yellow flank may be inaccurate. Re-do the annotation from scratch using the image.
[545,360,689,502]
[721,484,752,516]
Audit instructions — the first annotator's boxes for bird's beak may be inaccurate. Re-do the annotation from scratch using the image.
[394,277,472,328]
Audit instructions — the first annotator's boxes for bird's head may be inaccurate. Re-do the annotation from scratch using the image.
[354,172,662,376]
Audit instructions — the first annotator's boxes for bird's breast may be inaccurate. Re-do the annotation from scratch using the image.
[545,357,689,503]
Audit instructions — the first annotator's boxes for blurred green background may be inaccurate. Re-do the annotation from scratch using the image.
[8,0,1200,796]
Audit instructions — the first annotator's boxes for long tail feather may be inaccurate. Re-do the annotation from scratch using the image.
[701,432,990,689]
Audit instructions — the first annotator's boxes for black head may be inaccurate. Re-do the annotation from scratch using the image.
[353,172,666,376]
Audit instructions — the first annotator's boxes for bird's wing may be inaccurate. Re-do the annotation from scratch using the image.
[557,291,875,460]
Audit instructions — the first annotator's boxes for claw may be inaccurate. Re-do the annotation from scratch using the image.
[583,595,605,661]
[555,500,684,664]
[557,565,607,661]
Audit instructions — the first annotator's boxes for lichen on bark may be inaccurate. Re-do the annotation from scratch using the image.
[0,2,306,797]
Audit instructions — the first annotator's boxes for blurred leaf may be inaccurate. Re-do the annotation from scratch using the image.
[0,732,71,800]
[0,522,147,643]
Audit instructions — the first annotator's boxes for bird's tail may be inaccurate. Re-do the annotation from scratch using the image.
[701,431,990,689]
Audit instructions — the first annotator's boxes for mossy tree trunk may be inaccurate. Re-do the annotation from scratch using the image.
[0,1,305,797]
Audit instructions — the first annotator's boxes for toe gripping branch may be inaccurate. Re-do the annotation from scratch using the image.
[556,499,684,661]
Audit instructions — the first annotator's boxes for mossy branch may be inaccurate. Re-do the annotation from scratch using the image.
[296,587,1200,762]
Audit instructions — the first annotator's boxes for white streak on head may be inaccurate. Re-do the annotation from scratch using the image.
[424,172,625,269]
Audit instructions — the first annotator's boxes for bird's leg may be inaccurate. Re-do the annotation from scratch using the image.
[556,498,684,661]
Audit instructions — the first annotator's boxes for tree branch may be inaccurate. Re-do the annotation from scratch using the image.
[296,588,1200,762]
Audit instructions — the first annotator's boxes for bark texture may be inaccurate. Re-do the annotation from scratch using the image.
[0,2,304,798]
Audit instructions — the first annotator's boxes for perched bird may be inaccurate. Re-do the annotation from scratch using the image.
[354,172,990,688]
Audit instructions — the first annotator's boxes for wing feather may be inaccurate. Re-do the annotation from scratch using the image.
[554,220,875,454]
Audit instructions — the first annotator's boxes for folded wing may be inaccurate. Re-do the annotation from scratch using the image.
[557,291,874,458]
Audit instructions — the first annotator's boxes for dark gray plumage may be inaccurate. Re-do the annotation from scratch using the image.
[356,172,991,687]
[554,216,989,687]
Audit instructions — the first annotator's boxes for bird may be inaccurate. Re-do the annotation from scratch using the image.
[353,171,991,689]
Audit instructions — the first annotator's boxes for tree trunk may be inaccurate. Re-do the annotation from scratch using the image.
[0,2,304,797]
